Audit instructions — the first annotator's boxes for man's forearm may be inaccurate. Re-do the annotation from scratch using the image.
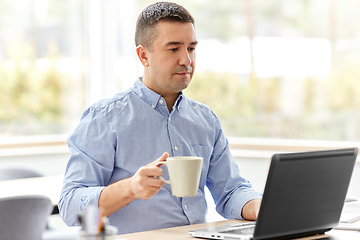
[98,178,136,217]
[241,198,262,220]
[98,157,166,217]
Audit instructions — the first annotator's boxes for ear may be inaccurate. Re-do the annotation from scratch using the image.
[136,45,150,67]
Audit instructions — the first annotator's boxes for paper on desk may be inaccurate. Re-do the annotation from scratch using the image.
[340,212,360,223]
[335,222,360,231]
[339,201,360,225]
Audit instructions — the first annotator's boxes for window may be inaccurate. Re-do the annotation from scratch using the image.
[0,0,85,136]
[182,0,360,141]
[1,0,360,143]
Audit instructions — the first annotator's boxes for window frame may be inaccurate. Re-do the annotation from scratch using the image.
[1,0,360,160]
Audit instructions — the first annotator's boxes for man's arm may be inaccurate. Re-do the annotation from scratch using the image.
[98,152,168,217]
[205,112,263,220]
[241,198,262,220]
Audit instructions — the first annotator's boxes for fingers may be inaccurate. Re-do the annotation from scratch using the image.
[138,166,163,182]
[131,166,164,200]
[130,153,169,200]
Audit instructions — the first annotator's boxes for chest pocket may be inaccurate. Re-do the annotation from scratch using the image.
[190,145,212,161]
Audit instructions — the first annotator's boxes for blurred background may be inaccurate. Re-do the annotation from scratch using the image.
[1,0,360,225]
[1,0,360,141]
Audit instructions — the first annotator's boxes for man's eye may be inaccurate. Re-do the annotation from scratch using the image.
[169,48,178,52]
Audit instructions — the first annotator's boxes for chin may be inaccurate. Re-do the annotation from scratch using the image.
[181,79,191,89]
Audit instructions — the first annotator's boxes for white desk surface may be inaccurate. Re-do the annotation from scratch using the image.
[0,175,63,204]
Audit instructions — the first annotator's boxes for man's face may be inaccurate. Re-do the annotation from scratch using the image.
[142,20,198,97]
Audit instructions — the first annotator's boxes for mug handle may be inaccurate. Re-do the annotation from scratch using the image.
[155,162,170,184]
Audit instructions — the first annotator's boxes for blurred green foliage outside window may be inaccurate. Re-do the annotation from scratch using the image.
[0,0,85,136]
[1,0,360,142]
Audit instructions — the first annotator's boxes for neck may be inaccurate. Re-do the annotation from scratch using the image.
[141,77,179,113]
[163,93,179,113]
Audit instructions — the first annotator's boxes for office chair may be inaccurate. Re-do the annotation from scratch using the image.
[0,167,78,239]
[0,195,53,240]
[0,166,59,214]
[0,166,43,181]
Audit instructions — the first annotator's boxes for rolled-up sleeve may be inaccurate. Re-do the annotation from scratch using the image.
[59,106,116,226]
[206,113,262,220]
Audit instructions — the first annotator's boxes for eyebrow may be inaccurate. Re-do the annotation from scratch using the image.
[165,41,198,46]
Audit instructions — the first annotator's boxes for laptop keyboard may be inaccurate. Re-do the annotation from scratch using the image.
[220,226,255,235]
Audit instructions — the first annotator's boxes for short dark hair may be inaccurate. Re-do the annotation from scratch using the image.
[135,2,195,50]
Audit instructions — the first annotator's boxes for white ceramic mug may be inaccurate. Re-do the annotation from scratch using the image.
[156,156,203,197]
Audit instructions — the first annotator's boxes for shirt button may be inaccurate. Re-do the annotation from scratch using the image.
[159,99,164,104]
[184,204,188,210]
[151,104,155,108]
[174,146,178,151]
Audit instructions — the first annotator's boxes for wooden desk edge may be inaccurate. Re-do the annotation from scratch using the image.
[114,219,357,240]
[114,219,240,240]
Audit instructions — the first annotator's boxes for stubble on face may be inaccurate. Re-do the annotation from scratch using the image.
[170,64,193,88]
[147,22,196,89]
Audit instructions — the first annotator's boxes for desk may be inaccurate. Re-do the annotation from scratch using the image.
[115,219,360,240]
[0,175,63,205]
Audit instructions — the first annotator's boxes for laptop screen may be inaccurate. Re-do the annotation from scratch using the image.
[253,148,358,240]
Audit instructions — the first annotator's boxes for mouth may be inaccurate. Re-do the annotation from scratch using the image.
[175,71,190,76]
[172,66,193,76]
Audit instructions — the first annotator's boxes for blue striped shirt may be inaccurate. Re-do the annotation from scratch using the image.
[59,78,262,234]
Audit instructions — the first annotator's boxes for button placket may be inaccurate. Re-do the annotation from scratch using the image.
[182,199,192,223]
[167,110,182,155]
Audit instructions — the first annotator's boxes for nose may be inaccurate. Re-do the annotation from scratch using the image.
[179,49,192,67]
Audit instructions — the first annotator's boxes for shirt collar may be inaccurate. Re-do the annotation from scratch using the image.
[132,78,184,111]
[173,92,184,111]
[132,78,162,109]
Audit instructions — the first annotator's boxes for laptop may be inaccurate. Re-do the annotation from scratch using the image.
[189,148,358,240]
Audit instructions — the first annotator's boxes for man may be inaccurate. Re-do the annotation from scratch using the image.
[59,2,262,234]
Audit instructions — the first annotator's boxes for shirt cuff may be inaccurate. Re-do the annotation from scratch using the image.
[228,190,263,220]
[79,186,106,212]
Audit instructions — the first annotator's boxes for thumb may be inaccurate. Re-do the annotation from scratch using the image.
[148,152,169,167]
